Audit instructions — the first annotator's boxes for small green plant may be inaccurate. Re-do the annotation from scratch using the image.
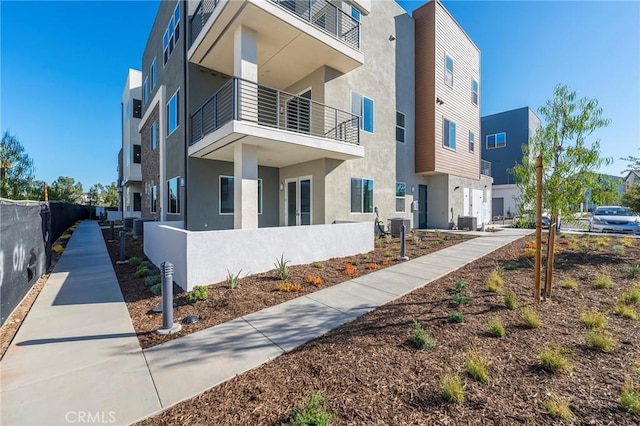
[150,283,162,296]
[587,330,614,353]
[134,266,151,278]
[503,262,519,271]
[185,285,208,303]
[454,280,466,293]
[621,285,640,305]
[503,291,519,310]
[619,380,640,415]
[383,251,393,258]
[447,312,465,323]
[375,238,384,248]
[522,307,542,329]
[627,264,640,279]
[384,234,393,244]
[594,273,612,289]
[144,275,162,287]
[411,320,436,350]
[226,269,242,290]
[452,294,472,306]
[614,302,638,320]
[128,256,143,267]
[274,254,290,281]
[434,229,441,238]
[52,244,64,254]
[581,310,608,329]
[487,316,506,338]
[486,268,504,293]
[440,371,464,403]
[465,349,490,384]
[538,347,570,373]
[544,397,575,420]
[313,262,324,269]
[285,393,333,426]
[413,235,421,245]
[560,278,578,289]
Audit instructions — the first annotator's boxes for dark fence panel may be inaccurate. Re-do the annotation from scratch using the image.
[0,200,89,326]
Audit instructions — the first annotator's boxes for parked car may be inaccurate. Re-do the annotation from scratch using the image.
[589,206,640,234]
[513,210,551,229]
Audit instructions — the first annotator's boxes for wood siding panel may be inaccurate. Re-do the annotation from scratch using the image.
[414,2,436,173]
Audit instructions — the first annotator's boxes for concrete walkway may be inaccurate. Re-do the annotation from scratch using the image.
[1,222,531,425]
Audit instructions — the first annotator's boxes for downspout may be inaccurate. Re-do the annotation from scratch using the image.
[183,0,189,230]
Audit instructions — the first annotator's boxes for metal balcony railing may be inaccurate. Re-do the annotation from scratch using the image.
[481,159,491,177]
[190,77,360,146]
[190,0,360,50]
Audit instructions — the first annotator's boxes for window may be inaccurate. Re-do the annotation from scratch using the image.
[167,90,179,135]
[133,99,142,119]
[150,185,157,213]
[350,178,374,213]
[396,111,405,143]
[125,100,130,122]
[350,92,374,133]
[133,144,141,164]
[163,3,180,65]
[133,192,142,212]
[396,182,406,212]
[486,132,507,149]
[151,121,157,150]
[445,53,454,87]
[443,118,456,150]
[151,57,157,89]
[167,177,180,214]
[219,176,263,215]
[351,6,360,21]
[469,131,475,152]
[143,77,149,105]
[472,79,479,106]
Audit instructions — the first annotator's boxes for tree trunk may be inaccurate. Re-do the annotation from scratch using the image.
[544,215,558,299]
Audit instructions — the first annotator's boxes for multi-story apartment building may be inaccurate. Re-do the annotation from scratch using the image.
[481,106,540,218]
[121,69,143,218]
[126,0,489,289]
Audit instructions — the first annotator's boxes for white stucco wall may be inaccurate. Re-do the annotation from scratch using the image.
[144,222,374,290]
[492,184,520,219]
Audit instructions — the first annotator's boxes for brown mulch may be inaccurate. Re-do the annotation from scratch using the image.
[136,234,640,425]
[102,229,474,349]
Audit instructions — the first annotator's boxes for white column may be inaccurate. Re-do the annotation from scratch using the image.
[234,143,258,229]
[234,25,258,122]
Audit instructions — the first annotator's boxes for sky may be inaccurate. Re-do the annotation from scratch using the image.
[1,1,639,191]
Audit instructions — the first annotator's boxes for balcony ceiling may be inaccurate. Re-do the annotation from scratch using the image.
[189,1,363,89]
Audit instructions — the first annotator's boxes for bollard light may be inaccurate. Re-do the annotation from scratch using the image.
[116,230,128,264]
[156,261,181,335]
[109,221,115,242]
[398,224,409,261]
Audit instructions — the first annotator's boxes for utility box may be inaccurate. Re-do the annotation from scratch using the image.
[458,216,477,231]
[389,218,411,237]
[123,217,135,231]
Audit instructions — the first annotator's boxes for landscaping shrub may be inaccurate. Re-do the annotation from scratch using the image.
[411,320,436,350]
[621,285,640,305]
[52,244,64,254]
[538,348,570,373]
[619,380,640,415]
[627,264,640,280]
[503,263,519,271]
[465,349,490,384]
[274,254,290,281]
[544,397,574,420]
[343,263,358,277]
[144,275,162,287]
[454,280,466,293]
[366,263,379,271]
[383,251,393,258]
[227,270,242,290]
[306,276,324,287]
[128,257,143,268]
[447,312,464,323]
[277,282,303,292]
[486,268,504,293]
[560,278,578,289]
[313,262,324,269]
[440,372,464,404]
[613,302,638,320]
[150,283,161,296]
[134,266,152,278]
[487,317,506,338]
[186,285,208,303]
[522,307,542,328]
[587,330,614,353]
[594,273,612,289]
[503,291,519,310]
[285,393,333,426]
[580,310,608,329]
[621,237,635,248]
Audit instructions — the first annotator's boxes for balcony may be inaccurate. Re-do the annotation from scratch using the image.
[481,159,491,177]
[188,0,363,88]
[189,77,364,167]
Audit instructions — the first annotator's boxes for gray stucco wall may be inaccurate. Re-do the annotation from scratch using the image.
[187,158,279,230]
[481,107,540,185]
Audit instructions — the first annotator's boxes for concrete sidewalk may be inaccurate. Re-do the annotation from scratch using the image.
[1,222,531,425]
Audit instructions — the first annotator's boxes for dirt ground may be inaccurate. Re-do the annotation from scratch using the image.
[135,234,640,425]
[102,229,473,349]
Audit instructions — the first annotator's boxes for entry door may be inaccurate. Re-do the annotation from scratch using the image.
[285,177,312,226]
[418,185,428,229]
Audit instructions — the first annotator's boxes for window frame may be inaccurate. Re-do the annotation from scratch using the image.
[151,57,157,89]
[350,92,374,134]
[486,132,507,150]
[151,121,157,150]
[150,185,158,213]
[143,77,149,106]
[395,182,406,213]
[133,192,142,212]
[163,2,181,66]
[469,130,475,153]
[133,144,141,164]
[219,175,263,215]
[472,78,479,106]
[396,111,405,143]
[443,117,456,151]
[167,176,180,215]
[167,89,179,136]
[350,177,374,214]
[444,53,454,88]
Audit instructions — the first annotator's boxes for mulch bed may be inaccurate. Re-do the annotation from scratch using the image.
[136,234,640,425]
[102,229,473,349]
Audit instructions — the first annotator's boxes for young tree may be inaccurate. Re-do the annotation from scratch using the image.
[513,84,612,300]
[0,131,37,199]
[87,183,105,205]
[621,151,640,213]
[49,176,84,203]
[102,182,119,207]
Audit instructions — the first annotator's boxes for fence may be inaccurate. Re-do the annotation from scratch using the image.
[0,199,89,326]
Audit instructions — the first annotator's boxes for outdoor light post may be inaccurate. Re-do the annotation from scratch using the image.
[157,261,181,335]
[109,221,115,242]
[116,230,128,264]
[398,225,409,261]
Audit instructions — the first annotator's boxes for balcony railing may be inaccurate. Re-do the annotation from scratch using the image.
[481,159,491,177]
[190,0,360,50]
[190,77,360,146]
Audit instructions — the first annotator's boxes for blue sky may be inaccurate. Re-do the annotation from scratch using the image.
[1,1,638,191]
